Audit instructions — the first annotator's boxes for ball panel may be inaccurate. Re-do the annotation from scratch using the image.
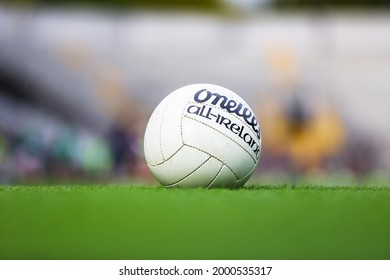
[172,156,223,188]
[148,145,210,186]
[144,96,169,165]
[160,89,192,160]
[208,165,240,188]
[182,116,255,180]
[235,165,255,187]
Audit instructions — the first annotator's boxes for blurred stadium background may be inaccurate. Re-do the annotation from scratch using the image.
[0,0,389,185]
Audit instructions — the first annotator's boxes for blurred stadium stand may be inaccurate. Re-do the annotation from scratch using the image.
[0,2,389,184]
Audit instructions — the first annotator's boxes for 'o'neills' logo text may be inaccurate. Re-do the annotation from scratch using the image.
[186,89,261,159]
[194,89,260,139]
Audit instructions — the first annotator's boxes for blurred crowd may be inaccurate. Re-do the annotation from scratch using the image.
[0,100,146,184]
[257,90,381,183]
[0,6,389,185]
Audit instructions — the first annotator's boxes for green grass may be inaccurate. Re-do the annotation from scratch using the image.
[0,185,389,260]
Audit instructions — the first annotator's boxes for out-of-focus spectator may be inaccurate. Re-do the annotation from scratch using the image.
[106,103,145,178]
[260,91,346,175]
[74,133,113,177]
[46,126,77,179]
[0,129,5,163]
[10,126,47,180]
[107,124,132,174]
[343,135,379,178]
[0,127,7,181]
[258,42,348,177]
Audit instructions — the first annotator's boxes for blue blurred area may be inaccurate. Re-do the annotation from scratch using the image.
[0,4,389,185]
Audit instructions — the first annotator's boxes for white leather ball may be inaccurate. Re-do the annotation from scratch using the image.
[144,84,261,188]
